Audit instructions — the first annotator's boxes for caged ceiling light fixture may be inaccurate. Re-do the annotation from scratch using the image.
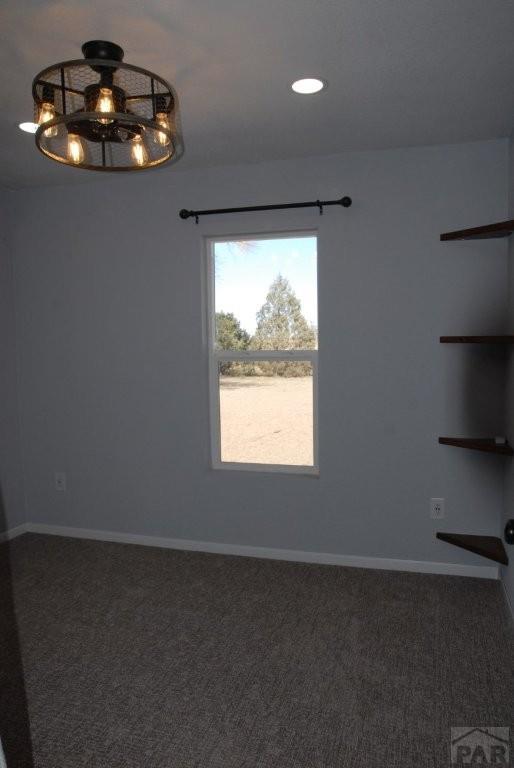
[30,40,183,171]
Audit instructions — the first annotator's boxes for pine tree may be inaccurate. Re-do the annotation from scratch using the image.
[252,274,316,350]
[252,275,316,375]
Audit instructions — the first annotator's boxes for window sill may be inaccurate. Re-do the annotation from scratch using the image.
[211,462,320,477]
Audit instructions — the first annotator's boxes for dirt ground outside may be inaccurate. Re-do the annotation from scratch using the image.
[219,376,313,466]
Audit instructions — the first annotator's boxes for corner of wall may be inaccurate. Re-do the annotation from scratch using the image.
[0,188,27,534]
[501,131,514,619]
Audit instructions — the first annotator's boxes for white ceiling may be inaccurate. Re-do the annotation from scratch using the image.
[1,0,514,188]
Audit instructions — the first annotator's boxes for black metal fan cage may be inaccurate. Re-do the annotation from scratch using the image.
[32,43,184,171]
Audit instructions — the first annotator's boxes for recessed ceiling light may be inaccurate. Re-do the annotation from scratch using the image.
[291,78,325,95]
[19,121,38,133]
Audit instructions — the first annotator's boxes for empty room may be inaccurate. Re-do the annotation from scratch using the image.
[1,1,513,766]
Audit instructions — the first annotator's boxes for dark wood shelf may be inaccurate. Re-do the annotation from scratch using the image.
[436,532,508,565]
[440,220,514,241]
[438,220,512,568]
[440,335,514,344]
[439,437,513,456]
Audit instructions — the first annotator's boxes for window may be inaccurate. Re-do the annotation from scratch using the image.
[207,233,318,473]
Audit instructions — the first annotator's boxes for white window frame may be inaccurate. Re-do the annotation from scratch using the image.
[206,230,319,475]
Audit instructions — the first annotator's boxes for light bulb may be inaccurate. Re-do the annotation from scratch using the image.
[131,135,148,167]
[154,112,170,146]
[67,133,84,164]
[39,102,57,137]
[96,87,115,124]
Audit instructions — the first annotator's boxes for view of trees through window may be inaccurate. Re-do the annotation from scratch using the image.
[211,235,318,469]
[216,277,316,376]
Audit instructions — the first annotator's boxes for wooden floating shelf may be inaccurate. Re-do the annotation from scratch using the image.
[439,437,513,456]
[440,219,514,241]
[436,532,508,565]
[440,335,514,344]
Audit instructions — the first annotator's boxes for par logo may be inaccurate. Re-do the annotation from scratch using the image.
[451,727,510,766]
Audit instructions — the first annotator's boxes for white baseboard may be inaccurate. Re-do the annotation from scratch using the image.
[17,522,499,580]
[0,523,29,543]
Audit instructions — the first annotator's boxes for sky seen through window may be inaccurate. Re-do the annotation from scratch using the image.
[214,236,317,336]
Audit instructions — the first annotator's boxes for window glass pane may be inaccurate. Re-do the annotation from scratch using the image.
[214,237,317,351]
[219,361,313,466]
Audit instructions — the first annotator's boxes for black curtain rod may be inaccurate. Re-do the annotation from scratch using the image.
[179,195,352,223]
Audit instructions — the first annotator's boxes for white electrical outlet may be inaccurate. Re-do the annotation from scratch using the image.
[55,471,67,492]
[430,497,445,519]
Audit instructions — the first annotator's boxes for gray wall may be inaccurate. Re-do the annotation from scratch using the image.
[502,135,514,610]
[0,190,26,532]
[10,139,510,565]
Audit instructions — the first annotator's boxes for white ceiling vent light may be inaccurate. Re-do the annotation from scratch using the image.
[19,122,38,133]
[291,77,326,94]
